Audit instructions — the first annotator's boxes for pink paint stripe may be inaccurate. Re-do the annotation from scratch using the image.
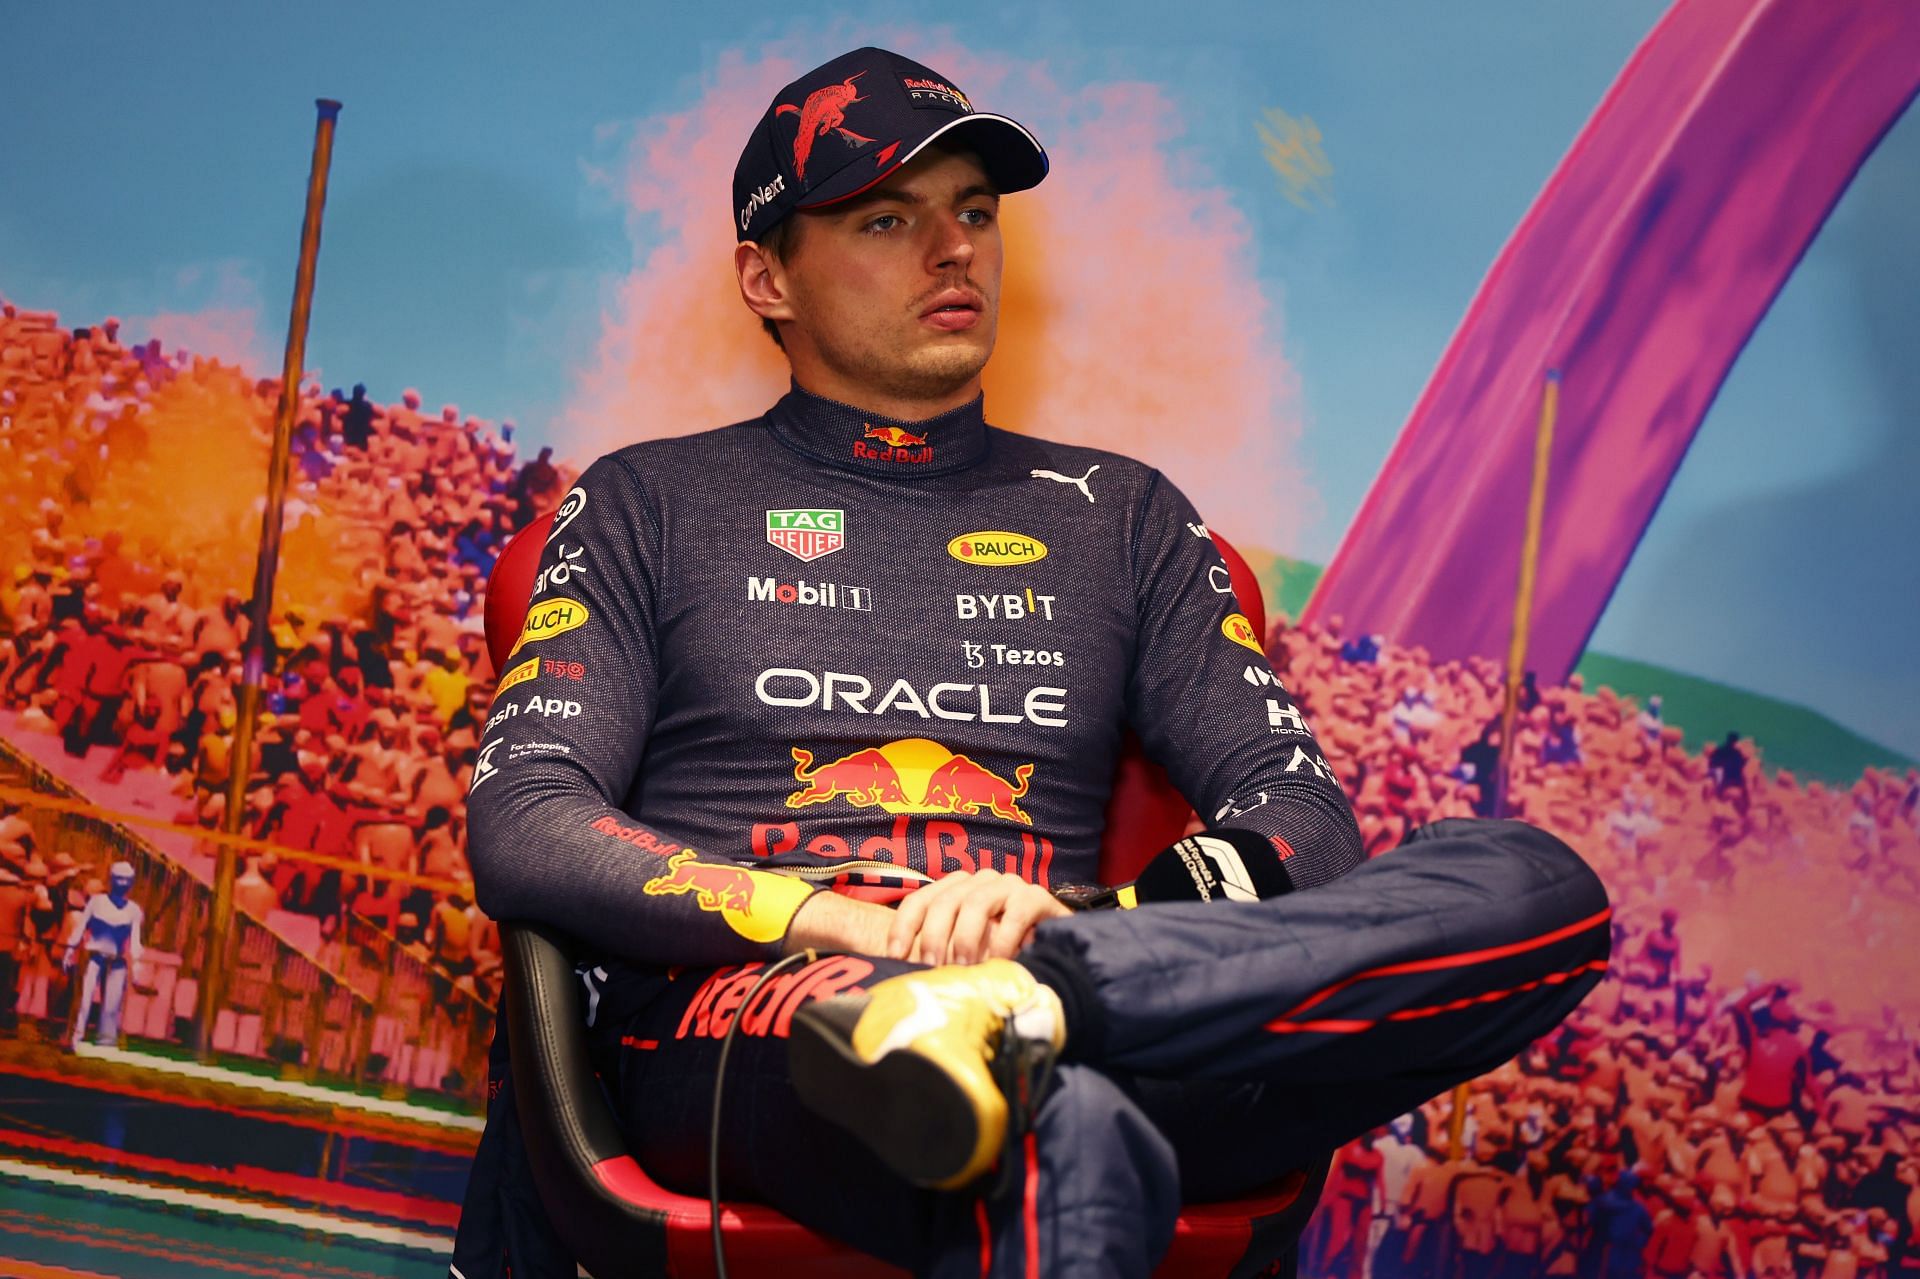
[1306,0,1920,681]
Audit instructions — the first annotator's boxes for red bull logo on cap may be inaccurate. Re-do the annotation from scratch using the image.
[786,737,1035,825]
[643,850,814,944]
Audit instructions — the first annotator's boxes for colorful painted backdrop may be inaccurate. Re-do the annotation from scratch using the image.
[2,1,1916,1275]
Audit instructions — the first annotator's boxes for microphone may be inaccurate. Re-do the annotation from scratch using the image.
[1062,829,1296,910]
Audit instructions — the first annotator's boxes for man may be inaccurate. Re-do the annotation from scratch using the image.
[455,47,1609,1278]
[62,860,143,1050]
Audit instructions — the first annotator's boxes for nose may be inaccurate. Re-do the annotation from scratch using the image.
[927,214,975,274]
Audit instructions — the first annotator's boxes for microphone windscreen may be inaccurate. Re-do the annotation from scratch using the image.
[1129,828,1295,905]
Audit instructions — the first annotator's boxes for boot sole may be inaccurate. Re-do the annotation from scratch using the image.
[788,997,984,1189]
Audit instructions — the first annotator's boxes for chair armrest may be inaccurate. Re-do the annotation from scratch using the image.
[501,921,672,1276]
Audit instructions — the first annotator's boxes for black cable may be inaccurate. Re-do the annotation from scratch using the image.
[711,948,816,1279]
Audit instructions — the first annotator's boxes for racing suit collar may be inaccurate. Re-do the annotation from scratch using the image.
[766,382,990,477]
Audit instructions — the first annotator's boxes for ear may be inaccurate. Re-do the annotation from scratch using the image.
[735,241,795,328]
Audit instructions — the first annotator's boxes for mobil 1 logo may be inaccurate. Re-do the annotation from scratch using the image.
[747,577,873,612]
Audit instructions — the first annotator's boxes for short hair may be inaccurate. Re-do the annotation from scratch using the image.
[754,217,802,350]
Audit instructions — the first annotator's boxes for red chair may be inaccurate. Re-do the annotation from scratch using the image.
[483,512,1324,1278]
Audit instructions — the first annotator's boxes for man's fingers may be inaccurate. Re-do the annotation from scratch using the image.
[887,870,970,959]
[988,896,1046,960]
[913,887,969,968]
[989,888,1071,960]
[947,880,1013,966]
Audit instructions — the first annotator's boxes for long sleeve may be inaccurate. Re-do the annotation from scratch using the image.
[465,455,816,966]
[1124,472,1365,889]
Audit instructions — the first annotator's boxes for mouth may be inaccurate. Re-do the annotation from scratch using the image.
[919,289,985,332]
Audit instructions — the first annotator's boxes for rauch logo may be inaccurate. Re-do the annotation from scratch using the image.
[510,597,589,656]
[947,531,1047,566]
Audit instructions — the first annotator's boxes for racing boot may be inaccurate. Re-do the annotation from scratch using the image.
[788,958,1065,1190]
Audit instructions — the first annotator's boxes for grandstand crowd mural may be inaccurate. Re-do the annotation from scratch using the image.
[6,2,1920,1277]
[5,302,1918,1276]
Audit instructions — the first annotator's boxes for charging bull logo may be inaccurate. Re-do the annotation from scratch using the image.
[863,424,927,448]
[787,738,1035,825]
[643,850,812,944]
[776,74,876,182]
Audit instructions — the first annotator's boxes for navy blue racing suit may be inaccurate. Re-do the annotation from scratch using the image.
[451,385,1610,1278]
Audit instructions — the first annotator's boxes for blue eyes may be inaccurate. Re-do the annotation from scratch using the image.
[861,208,996,235]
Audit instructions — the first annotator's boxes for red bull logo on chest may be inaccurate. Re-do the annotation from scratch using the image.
[786,737,1035,825]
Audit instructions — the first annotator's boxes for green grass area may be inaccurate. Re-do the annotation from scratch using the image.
[1237,549,1323,625]
[1238,553,1910,787]
[1572,652,1913,785]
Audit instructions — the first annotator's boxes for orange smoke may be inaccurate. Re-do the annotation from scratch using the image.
[124,262,273,373]
[561,41,1312,555]
[72,369,374,620]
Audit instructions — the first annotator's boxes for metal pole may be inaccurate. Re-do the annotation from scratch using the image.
[1449,368,1560,1160]
[197,99,342,1060]
[1493,370,1560,820]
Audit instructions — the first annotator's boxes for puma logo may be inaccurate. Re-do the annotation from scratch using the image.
[1029,464,1099,504]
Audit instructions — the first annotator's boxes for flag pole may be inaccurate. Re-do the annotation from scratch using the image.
[197,99,342,1060]
[1449,367,1559,1159]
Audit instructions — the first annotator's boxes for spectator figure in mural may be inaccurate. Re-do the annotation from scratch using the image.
[0,856,51,1031]
[508,445,562,525]
[1459,721,1505,818]
[341,382,376,451]
[1707,730,1748,796]
[1732,980,1821,1127]
[62,859,143,1050]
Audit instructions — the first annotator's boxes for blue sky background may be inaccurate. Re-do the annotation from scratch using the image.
[5,1,1914,757]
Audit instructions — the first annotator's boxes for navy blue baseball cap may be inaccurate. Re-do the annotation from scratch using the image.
[733,47,1049,243]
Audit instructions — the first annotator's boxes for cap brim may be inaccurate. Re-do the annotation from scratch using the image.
[798,113,1048,211]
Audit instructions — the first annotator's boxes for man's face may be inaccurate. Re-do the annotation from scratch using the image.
[772,147,1003,403]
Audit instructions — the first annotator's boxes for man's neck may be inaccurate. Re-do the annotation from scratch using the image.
[788,368,982,424]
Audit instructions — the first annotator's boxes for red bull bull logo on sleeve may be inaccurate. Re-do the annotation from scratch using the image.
[785,738,1035,825]
[642,850,814,944]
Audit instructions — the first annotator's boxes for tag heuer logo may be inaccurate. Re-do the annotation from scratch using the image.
[767,509,845,562]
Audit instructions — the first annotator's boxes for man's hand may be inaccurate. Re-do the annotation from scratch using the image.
[886,869,1072,966]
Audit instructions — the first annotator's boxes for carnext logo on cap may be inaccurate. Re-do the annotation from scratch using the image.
[740,173,787,232]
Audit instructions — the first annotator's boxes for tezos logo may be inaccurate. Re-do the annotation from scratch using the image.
[767,509,844,563]
[947,531,1047,566]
